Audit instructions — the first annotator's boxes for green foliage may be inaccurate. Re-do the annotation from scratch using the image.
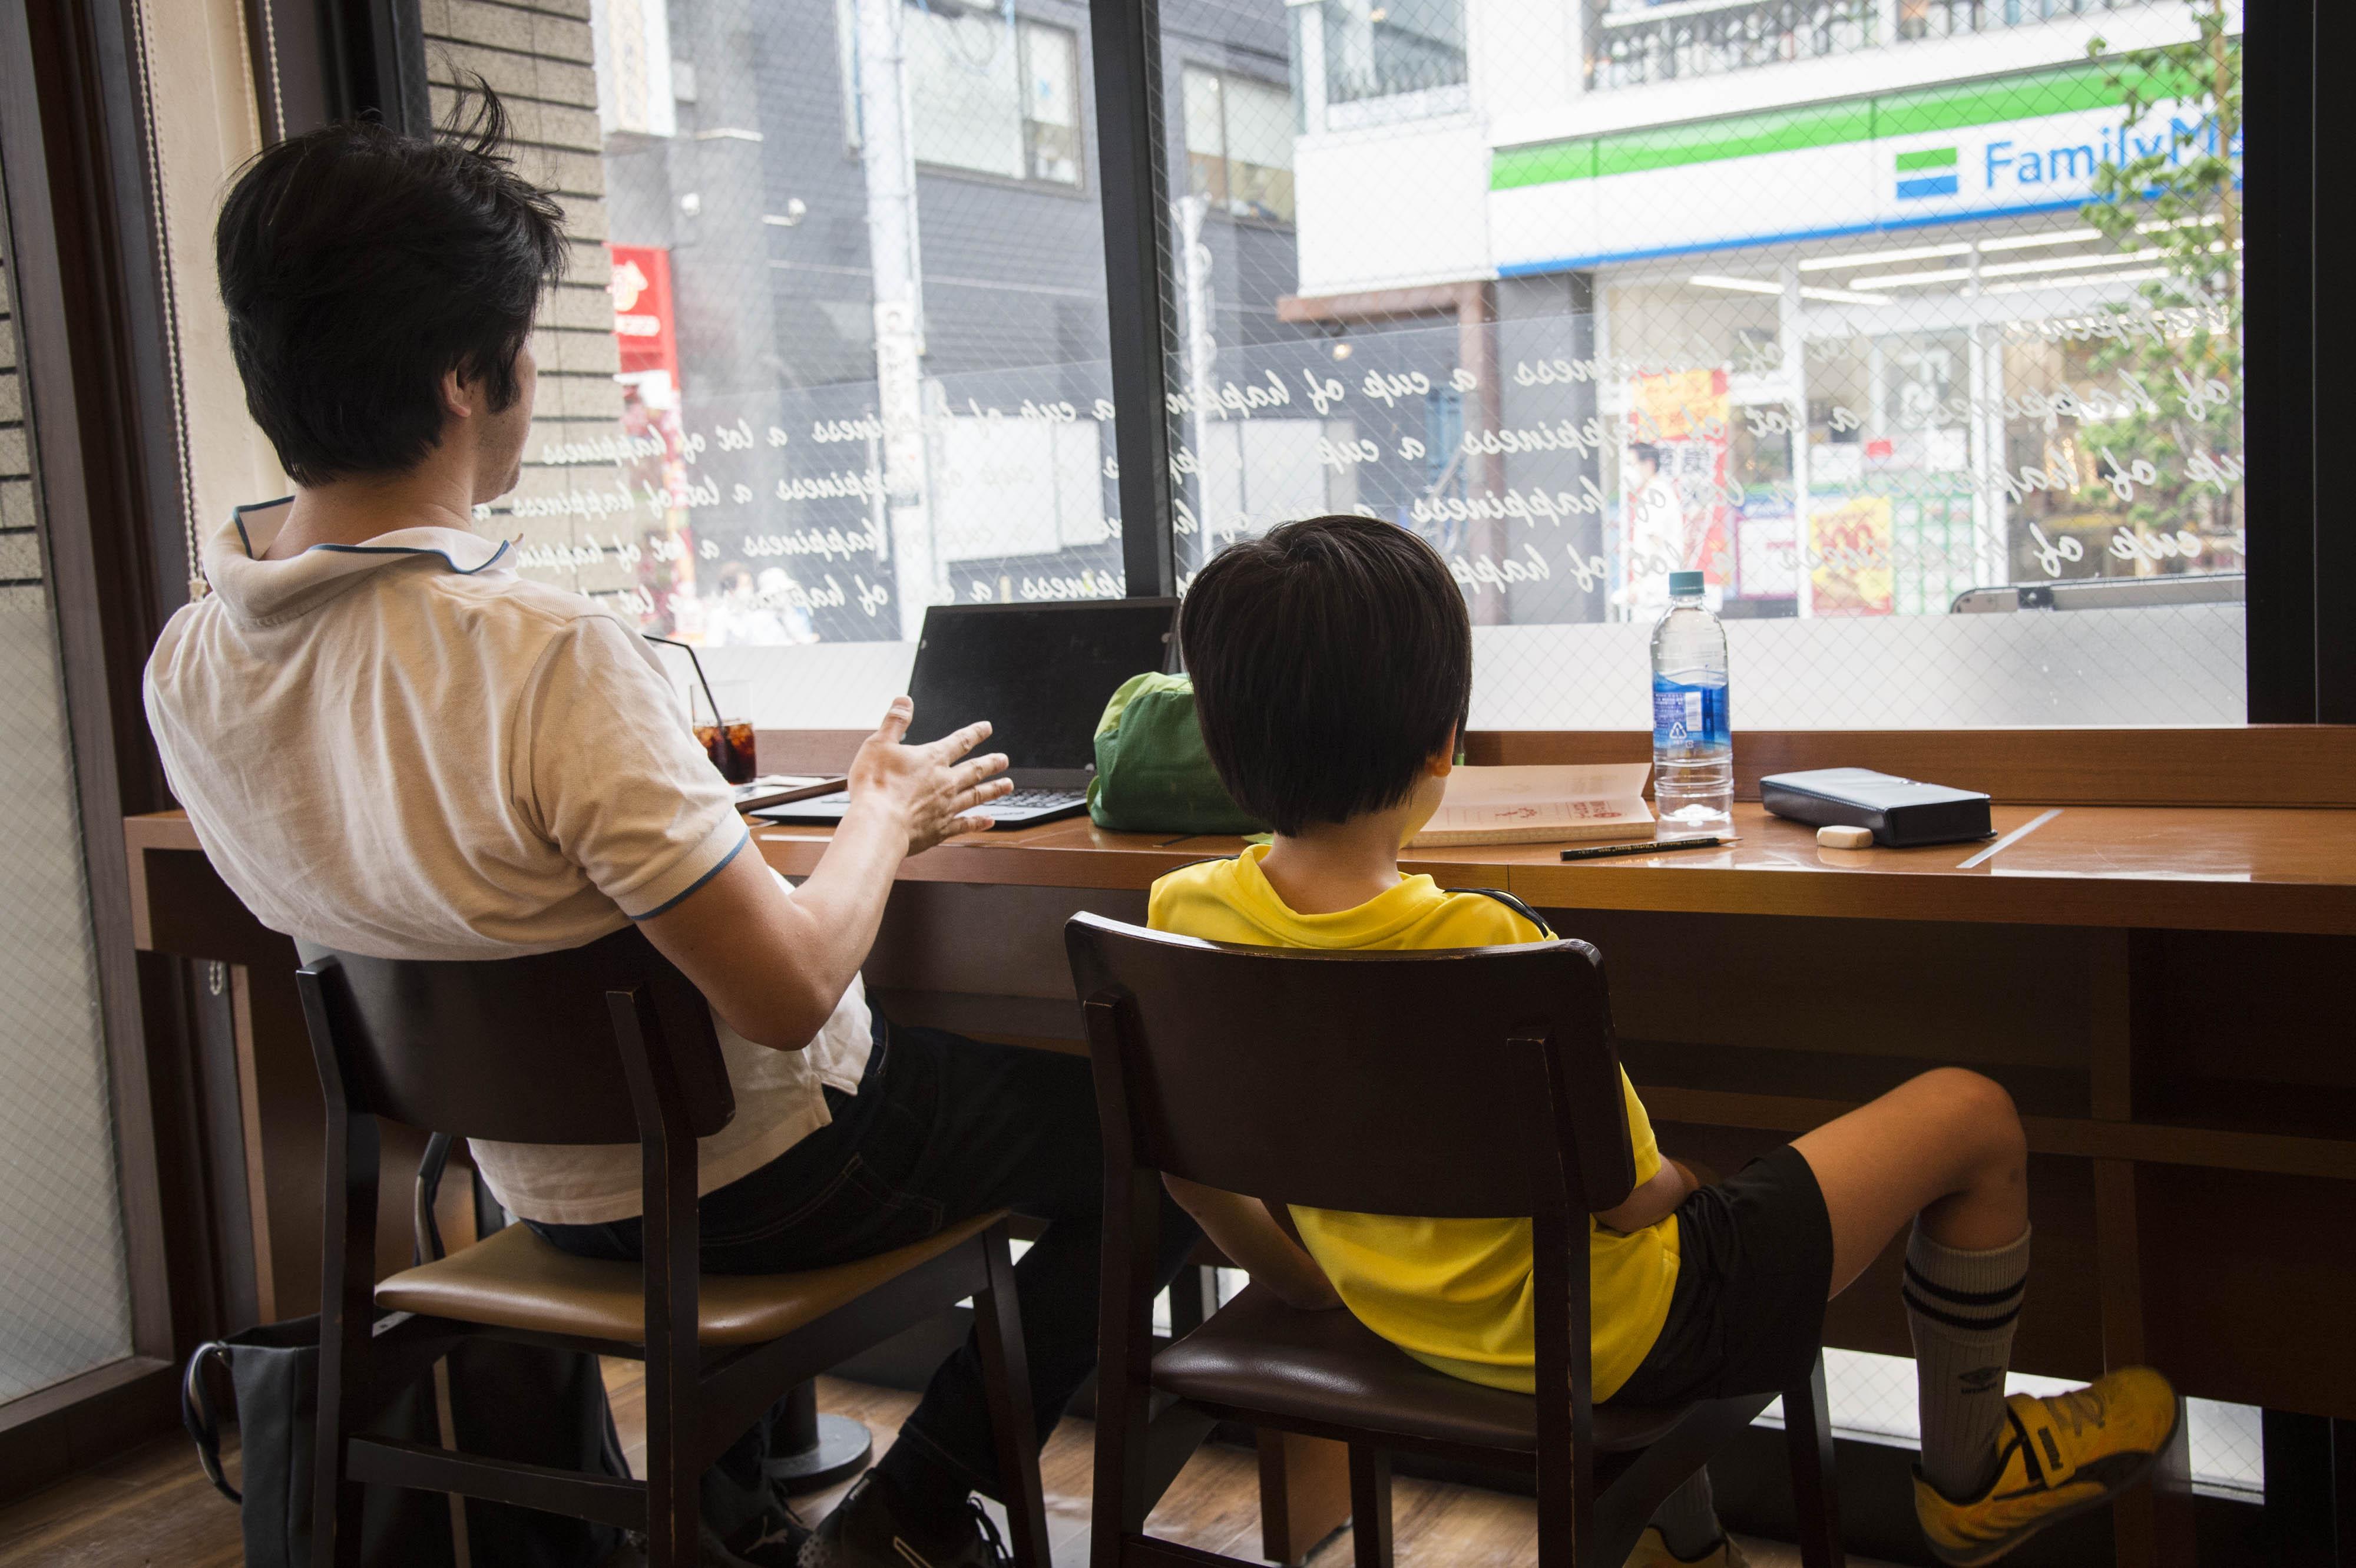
[2073,1,2241,557]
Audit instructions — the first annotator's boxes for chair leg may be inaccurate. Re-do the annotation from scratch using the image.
[1783,1354,1846,1568]
[1348,1445,1394,1568]
[974,1225,1049,1568]
[313,1380,370,1568]
[1164,1265,1211,1338]
[643,1354,699,1568]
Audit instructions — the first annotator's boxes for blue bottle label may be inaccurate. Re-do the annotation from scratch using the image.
[1652,678,1730,752]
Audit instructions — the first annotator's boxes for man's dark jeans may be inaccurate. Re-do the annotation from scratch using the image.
[527,1014,1200,1535]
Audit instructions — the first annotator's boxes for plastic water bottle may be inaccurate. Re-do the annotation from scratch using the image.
[1650,570,1732,834]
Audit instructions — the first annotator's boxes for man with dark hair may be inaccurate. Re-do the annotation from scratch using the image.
[147,92,1194,1568]
[1154,515,2179,1568]
[211,95,567,487]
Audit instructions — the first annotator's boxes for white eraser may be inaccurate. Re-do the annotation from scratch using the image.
[1816,824,1875,849]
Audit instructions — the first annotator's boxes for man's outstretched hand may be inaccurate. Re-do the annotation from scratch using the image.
[848,696,1013,855]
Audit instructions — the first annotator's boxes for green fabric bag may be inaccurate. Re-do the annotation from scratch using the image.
[1086,673,1267,835]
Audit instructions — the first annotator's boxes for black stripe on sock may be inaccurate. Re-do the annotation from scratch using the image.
[1903,1258,2029,1308]
[1902,1285,2023,1332]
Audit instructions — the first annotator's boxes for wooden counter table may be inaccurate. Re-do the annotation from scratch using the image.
[126,727,2356,1566]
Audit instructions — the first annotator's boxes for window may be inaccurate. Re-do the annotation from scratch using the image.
[1586,0,2167,91]
[509,0,1127,694]
[1322,0,1469,105]
[906,9,1083,187]
[1587,0,1878,90]
[1183,67,1297,222]
[0,88,132,1412]
[1160,0,2250,729]
[1021,21,1083,186]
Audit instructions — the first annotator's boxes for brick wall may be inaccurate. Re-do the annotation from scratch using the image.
[0,184,42,597]
[422,0,631,603]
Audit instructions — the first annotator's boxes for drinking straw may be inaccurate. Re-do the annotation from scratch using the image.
[643,634,723,727]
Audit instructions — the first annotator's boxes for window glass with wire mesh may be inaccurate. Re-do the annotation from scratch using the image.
[0,147,138,1405]
[494,0,1129,689]
[1162,0,2246,729]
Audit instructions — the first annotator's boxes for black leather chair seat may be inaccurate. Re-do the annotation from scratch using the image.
[1151,1284,1690,1454]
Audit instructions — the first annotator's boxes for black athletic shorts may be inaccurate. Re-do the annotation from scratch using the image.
[1607,1143,1835,1407]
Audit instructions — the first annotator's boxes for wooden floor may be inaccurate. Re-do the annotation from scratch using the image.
[0,1364,1894,1567]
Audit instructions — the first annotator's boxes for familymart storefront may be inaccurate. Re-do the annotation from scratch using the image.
[1486,58,2243,622]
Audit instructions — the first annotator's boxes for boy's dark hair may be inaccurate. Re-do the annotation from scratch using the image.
[1630,442,1662,471]
[1180,515,1471,836]
[215,85,566,485]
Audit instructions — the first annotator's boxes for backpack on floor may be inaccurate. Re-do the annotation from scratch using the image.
[182,1141,627,1567]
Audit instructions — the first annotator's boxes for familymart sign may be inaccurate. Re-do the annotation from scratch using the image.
[1489,59,2239,274]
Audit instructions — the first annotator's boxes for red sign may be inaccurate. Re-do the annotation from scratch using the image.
[608,244,678,382]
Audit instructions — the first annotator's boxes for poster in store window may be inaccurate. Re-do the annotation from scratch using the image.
[1621,369,1730,609]
[1809,493,1895,617]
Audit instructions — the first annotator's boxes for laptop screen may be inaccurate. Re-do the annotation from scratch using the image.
[905,600,1180,779]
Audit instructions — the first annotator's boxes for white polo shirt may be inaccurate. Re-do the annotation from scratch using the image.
[144,499,872,1225]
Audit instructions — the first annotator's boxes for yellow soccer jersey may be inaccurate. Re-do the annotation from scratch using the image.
[1148,844,1680,1400]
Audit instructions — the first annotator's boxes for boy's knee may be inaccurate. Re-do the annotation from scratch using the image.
[1920,1067,2024,1158]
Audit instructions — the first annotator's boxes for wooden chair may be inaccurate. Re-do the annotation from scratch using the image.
[296,924,1049,1568]
[1064,911,1844,1568]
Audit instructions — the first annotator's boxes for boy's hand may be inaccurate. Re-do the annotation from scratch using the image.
[846,697,1012,854]
[1596,1156,1698,1234]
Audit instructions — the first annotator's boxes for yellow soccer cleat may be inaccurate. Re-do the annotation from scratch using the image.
[1914,1367,2182,1567]
[1622,1526,1752,1567]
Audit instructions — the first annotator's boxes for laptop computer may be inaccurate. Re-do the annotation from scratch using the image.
[752,597,1181,830]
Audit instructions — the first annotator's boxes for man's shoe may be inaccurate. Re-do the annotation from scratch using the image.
[718,1483,815,1568]
[1914,1367,2182,1567]
[799,1471,1009,1568]
[616,1511,809,1568]
[1622,1524,1752,1566]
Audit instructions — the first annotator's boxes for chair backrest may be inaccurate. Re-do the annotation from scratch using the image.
[1064,911,1635,1220]
[295,923,736,1144]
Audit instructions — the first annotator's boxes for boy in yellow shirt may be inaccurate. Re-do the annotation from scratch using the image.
[1149,515,2179,1568]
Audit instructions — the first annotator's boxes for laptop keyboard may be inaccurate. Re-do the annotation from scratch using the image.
[1000,789,1084,809]
[763,788,1079,813]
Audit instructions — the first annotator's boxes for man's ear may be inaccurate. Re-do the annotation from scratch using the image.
[439,366,475,422]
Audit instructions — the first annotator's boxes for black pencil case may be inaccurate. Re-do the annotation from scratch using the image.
[1759,767,1993,847]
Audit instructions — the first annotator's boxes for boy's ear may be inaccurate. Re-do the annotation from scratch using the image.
[1430,727,1458,778]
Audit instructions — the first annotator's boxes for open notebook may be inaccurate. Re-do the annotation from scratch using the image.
[1406,763,1655,848]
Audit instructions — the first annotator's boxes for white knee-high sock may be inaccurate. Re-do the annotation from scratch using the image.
[1905,1221,2031,1500]
[1647,1467,1722,1559]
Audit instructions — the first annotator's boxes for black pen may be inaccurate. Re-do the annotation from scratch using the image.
[1560,835,1729,861]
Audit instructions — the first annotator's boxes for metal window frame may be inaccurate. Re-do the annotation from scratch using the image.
[1088,0,1179,597]
[249,0,428,139]
[2244,0,2347,722]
